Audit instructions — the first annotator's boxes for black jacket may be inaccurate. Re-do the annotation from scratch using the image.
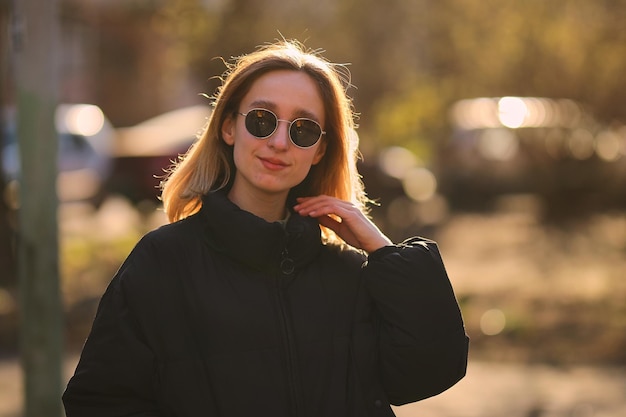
[63,190,468,417]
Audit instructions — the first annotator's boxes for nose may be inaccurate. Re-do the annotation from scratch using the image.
[267,120,290,150]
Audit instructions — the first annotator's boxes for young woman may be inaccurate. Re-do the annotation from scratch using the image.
[63,40,469,417]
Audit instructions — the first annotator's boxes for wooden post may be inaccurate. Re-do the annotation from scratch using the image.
[14,0,63,416]
[1,0,18,288]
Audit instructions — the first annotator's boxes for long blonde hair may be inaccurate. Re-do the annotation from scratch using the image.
[160,39,368,244]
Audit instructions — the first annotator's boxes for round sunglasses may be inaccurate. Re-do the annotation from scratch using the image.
[238,108,325,148]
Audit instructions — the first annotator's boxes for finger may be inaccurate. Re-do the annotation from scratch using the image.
[294,197,355,218]
[294,195,339,211]
[295,195,351,207]
[298,203,354,220]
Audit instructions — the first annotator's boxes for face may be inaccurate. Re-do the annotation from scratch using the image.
[221,70,327,203]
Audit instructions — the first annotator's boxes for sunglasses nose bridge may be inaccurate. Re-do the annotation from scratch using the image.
[267,118,292,148]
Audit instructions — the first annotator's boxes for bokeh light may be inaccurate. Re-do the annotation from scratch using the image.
[568,128,595,160]
[56,104,105,137]
[594,130,622,162]
[477,128,519,161]
[498,97,528,128]
[378,146,418,179]
[480,308,506,336]
[402,167,437,202]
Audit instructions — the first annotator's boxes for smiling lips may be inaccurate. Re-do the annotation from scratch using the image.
[259,156,289,171]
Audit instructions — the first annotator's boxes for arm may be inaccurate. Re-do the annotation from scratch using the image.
[63,258,161,417]
[294,195,468,404]
[363,237,469,405]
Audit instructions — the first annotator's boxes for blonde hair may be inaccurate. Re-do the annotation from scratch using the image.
[160,39,368,244]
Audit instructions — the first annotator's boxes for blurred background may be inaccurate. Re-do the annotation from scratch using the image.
[1,0,626,416]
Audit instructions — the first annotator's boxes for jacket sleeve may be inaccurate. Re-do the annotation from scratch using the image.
[62,252,162,417]
[362,236,469,405]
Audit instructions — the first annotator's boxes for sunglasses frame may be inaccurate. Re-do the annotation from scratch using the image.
[238,108,326,149]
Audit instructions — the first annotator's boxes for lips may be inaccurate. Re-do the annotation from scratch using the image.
[259,156,289,170]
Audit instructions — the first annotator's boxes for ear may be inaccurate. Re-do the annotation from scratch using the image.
[311,139,327,165]
[221,114,235,145]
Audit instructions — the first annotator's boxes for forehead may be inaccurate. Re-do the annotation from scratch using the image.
[241,70,325,121]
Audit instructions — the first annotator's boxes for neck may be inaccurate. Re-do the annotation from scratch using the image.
[227,187,288,223]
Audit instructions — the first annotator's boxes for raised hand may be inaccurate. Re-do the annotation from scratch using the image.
[293,195,392,253]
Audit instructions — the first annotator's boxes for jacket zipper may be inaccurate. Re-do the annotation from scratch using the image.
[275,246,303,416]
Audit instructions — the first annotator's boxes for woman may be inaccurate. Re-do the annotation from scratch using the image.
[63,39,468,417]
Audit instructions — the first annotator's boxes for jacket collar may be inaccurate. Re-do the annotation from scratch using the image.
[199,190,322,273]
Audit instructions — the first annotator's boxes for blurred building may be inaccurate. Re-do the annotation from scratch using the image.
[58,0,204,127]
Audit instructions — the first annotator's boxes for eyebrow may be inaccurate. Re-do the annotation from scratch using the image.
[247,99,322,122]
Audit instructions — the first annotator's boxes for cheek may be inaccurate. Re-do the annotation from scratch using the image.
[231,143,249,169]
[229,139,249,171]
[296,153,322,180]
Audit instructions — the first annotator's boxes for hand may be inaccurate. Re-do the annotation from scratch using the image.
[293,195,392,253]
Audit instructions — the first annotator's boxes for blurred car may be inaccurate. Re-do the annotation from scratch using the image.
[1,103,114,206]
[437,97,626,212]
[105,105,212,204]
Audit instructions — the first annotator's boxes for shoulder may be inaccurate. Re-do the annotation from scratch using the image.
[145,212,204,241]
[114,213,206,281]
[135,213,204,255]
[110,214,207,296]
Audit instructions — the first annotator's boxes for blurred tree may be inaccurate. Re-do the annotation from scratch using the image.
[152,0,222,81]
[368,0,626,159]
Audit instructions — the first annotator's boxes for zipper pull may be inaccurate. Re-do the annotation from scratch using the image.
[280,248,295,275]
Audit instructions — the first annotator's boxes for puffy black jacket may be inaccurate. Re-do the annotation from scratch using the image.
[63,190,468,417]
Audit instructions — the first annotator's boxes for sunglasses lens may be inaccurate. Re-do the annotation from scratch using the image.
[290,119,322,148]
[244,109,277,138]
